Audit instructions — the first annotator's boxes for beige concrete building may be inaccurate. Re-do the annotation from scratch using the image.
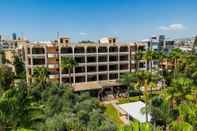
[24,37,146,90]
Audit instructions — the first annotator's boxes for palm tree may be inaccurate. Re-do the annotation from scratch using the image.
[143,50,153,71]
[135,50,143,71]
[168,48,182,78]
[164,75,193,110]
[120,71,145,100]
[178,103,197,129]
[33,67,49,89]
[61,57,78,84]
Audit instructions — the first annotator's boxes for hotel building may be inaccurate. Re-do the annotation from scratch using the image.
[24,37,146,90]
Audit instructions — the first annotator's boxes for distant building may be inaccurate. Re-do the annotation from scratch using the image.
[12,33,17,40]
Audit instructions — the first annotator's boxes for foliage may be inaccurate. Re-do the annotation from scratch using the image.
[32,67,49,89]
[13,56,26,79]
[61,57,78,84]
[104,104,124,128]
[0,65,15,90]
[0,79,116,131]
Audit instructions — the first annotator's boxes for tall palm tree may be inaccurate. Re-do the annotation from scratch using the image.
[135,50,143,71]
[61,57,78,84]
[168,48,182,78]
[120,73,141,99]
[33,67,49,89]
[143,50,153,71]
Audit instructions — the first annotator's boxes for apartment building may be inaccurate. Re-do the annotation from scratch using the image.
[25,37,146,86]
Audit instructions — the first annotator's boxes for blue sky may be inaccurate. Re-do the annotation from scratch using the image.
[0,0,197,42]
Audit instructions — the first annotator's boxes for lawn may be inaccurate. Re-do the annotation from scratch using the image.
[104,104,125,128]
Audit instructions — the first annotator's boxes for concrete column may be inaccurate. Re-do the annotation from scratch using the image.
[25,45,30,83]
[96,46,99,81]
[118,45,120,80]
[73,46,75,84]
[107,46,109,80]
[44,46,47,68]
[85,46,87,82]
[59,45,62,84]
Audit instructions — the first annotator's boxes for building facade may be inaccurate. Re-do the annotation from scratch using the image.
[25,37,146,84]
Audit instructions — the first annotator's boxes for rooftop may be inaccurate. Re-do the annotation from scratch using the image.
[118,101,151,122]
[72,80,122,91]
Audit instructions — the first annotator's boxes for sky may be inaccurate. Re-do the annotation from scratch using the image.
[0,0,197,42]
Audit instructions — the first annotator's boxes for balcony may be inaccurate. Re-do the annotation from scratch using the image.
[98,47,107,53]
[61,47,73,54]
[49,74,59,79]
[74,47,85,54]
[120,46,128,52]
[48,64,59,68]
[32,48,45,54]
[87,47,96,53]
[48,53,59,58]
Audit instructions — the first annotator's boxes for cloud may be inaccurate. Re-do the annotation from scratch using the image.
[79,32,88,36]
[159,24,186,31]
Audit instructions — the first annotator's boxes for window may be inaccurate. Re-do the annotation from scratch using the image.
[74,47,84,53]
[109,73,118,79]
[109,56,118,61]
[113,38,116,43]
[87,56,96,63]
[61,47,72,53]
[139,62,145,68]
[99,65,107,71]
[27,48,30,54]
[109,46,118,52]
[28,58,31,65]
[32,58,45,65]
[75,76,85,83]
[98,47,107,53]
[120,46,128,52]
[32,48,45,54]
[99,74,107,80]
[87,75,97,81]
[120,64,128,70]
[87,47,96,53]
[98,56,107,62]
[75,66,85,73]
[75,57,85,63]
[109,64,118,71]
[87,66,96,72]
[120,55,128,61]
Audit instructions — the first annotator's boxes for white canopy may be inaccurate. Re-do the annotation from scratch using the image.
[119,101,151,122]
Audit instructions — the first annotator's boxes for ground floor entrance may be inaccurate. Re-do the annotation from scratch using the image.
[72,80,128,101]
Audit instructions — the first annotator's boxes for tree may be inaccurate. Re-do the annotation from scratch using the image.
[123,121,162,131]
[178,103,197,129]
[168,48,182,78]
[169,120,193,131]
[0,65,15,90]
[167,76,193,107]
[32,67,49,89]
[135,50,143,71]
[147,96,173,130]
[143,50,153,71]
[61,57,78,84]
[13,56,26,79]
[0,81,45,130]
